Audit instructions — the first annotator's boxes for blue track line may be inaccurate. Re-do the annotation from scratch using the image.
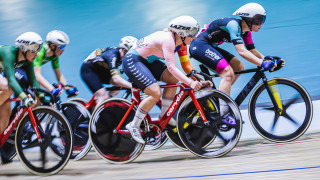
[130,165,320,180]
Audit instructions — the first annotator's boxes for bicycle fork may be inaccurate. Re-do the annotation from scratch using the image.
[27,107,43,142]
[262,77,283,114]
[188,90,209,125]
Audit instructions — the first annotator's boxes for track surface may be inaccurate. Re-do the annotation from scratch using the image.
[1,132,319,179]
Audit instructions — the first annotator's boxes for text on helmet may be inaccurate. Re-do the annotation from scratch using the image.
[236,12,249,16]
[170,24,191,30]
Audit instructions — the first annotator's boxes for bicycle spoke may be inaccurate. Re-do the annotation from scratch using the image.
[40,142,47,169]
[283,96,300,109]
[23,139,40,149]
[281,111,299,126]
[271,113,280,132]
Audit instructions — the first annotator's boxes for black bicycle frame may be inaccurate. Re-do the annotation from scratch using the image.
[201,65,281,112]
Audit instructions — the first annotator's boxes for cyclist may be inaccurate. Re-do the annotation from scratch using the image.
[80,36,136,105]
[0,32,43,164]
[189,3,284,118]
[15,30,78,98]
[122,16,212,144]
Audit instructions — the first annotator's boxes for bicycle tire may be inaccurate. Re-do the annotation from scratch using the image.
[15,106,73,175]
[61,101,92,160]
[68,98,95,113]
[89,98,145,164]
[177,89,242,158]
[249,78,313,142]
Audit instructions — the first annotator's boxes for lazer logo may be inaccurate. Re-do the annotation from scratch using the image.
[16,40,30,44]
[205,49,221,60]
[4,108,24,135]
[170,24,191,30]
[166,91,184,116]
[236,12,249,16]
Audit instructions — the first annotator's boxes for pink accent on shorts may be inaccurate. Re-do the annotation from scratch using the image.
[216,58,229,74]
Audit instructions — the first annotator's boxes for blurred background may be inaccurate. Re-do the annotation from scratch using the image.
[0,0,319,103]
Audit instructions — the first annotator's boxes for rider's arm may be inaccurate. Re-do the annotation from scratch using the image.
[2,49,26,99]
[53,68,68,90]
[242,31,264,59]
[52,58,69,91]
[249,49,264,59]
[34,66,55,91]
[177,44,202,81]
[162,44,192,86]
[234,44,263,66]
[226,21,263,66]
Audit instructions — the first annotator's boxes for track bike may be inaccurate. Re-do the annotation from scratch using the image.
[88,72,242,163]
[0,88,73,175]
[69,86,168,151]
[199,56,313,142]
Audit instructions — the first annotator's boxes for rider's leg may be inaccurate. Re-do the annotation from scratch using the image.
[0,102,12,134]
[81,63,110,105]
[127,83,161,144]
[93,88,110,105]
[229,57,244,84]
[0,76,13,134]
[159,69,178,126]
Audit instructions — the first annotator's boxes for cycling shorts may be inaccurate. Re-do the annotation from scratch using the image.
[80,63,112,93]
[189,39,235,73]
[122,53,167,91]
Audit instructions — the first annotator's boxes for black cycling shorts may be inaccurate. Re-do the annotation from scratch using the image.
[122,53,167,91]
[80,62,112,93]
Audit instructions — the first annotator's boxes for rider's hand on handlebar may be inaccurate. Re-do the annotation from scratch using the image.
[51,85,63,97]
[261,60,275,71]
[201,80,213,88]
[23,94,37,108]
[190,81,202,91]
[66,87,79,98]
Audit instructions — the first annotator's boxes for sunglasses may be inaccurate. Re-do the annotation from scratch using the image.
[58,45,66,50]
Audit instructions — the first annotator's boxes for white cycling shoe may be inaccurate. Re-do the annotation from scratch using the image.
[126,123,145,144]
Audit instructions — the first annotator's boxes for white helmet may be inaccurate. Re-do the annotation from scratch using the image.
[119,36,138,51]
[233,3,266,27]
[46,30,70,46]
[15,32,43,53]
[168,16,199,38]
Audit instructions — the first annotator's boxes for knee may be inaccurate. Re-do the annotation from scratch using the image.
[220,66,234,82]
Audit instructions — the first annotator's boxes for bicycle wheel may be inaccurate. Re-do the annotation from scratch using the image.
[249,78,313,142]
[69,98,95,113]
[177,89,242,158]
[61,101,92,160]
[15,106,73,175]
[89,98,145,164]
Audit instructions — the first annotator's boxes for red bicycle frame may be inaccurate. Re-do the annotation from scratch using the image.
[115,83,208,134]
[0,98,42,147]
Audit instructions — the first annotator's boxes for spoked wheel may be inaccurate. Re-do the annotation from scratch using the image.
[177,89,242,158]
[61,101,92,160]
[89,98,145,164]
[249,78,313,142]
[15,106,73,175]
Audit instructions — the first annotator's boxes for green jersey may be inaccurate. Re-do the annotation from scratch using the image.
[33,43,60,69]
[0,45,40,100]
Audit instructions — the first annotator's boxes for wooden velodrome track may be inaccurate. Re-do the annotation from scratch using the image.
[1,131,319,179]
